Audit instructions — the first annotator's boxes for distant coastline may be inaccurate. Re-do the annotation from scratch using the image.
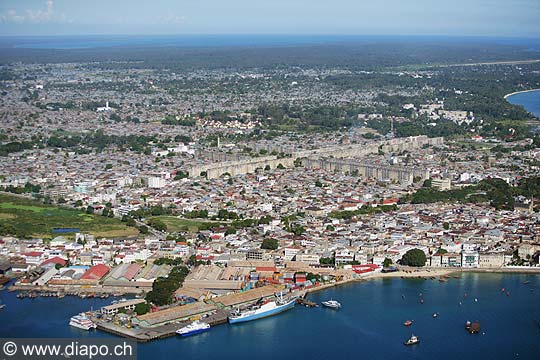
[503,88,540,99]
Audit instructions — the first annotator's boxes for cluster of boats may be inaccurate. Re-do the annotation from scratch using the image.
[17,291,115,299]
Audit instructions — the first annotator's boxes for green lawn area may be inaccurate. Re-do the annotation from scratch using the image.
[152,216,225,232]
[0,194,138,239]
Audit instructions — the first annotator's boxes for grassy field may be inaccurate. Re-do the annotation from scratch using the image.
[0,194,138,239]
[152,216,225,232]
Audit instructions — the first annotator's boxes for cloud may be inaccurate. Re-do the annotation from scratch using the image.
[0,0,71,24]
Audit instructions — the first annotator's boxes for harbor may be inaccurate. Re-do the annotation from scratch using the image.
[5,265,540,344]
[1,272,539,360]
[45,267,540,343]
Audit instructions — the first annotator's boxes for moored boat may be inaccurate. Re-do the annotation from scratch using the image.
[228,293,296,324]
[176,321,210,337]
[403,320,413,326]
[321,300,341,309]
[69,313,97,331]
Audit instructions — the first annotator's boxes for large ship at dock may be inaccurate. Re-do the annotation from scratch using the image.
[69,313,97,331]
[228,293,296,324]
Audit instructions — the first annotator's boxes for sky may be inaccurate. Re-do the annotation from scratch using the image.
[0,0,539,37]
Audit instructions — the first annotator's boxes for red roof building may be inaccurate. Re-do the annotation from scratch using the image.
[40,257,67,268]
[81,264,110,280]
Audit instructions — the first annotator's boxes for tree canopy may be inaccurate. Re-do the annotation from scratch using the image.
[400,249,427,267]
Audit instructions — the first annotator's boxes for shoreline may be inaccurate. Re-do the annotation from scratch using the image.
[503,88,540,99]
[303,267,540,297]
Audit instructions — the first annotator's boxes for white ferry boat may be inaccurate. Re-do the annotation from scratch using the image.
[69,313,97,331]
[228,293,296,324]
[176,321,211,337]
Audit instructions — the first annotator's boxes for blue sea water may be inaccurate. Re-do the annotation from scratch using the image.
[1,35,539,50]
[507,90,540,117]
[1,273,539,360]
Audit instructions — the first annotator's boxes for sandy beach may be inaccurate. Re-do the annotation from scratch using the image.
[503,88,540,99]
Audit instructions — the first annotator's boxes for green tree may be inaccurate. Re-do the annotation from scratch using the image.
[319,257,335,265]
[382,258,393,268]
[148,218,167,232]
[138,225,149,234]
[261,238,278,250]
[400,249,427,267]
[134,302,151,315]
[85,205,94,214]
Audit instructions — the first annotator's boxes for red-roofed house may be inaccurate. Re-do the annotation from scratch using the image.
[81,264,110,280]
[40,257,67,268]
[22,251,44,265]
[382,198,399,206]
[122,263,142,281]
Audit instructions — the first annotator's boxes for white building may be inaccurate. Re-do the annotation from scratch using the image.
[148,176,166,189]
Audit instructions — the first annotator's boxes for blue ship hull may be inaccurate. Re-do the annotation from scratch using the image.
[179,328,210,337]
[228,299,296,324]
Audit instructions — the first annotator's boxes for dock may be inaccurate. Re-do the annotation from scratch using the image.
[92,309,230,342]
[296,297,318,308]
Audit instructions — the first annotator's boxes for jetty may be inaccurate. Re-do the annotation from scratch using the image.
[296,297,318,308]
[92,309,229,342]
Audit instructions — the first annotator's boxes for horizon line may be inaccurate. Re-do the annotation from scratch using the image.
[0,33,539,40]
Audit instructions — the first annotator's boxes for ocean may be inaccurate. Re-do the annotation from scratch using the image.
[1,35,540,50]
[1,273,539,359]
[506,90,540,117]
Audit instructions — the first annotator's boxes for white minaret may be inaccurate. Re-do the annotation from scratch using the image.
[106,101,109,109]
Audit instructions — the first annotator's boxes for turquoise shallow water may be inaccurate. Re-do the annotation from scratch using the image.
[507,90,540,117]
[1,273,539,359]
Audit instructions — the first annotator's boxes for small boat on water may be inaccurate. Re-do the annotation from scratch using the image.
[465,321,481,334]
[403,320,413,326]
[321,300,341,309]
[404,335,419,346]
[439,278,447,283]
[433,313,439,318]
[176,321,210,337]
